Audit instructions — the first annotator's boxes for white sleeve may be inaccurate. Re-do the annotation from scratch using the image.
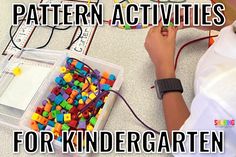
[173,93,236,156]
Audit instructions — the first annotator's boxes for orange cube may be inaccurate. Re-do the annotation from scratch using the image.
[102,72,109,79]
[44,103,52,112]
[55,123,62,133]
[100,78,106,84]
[30,121,39,131]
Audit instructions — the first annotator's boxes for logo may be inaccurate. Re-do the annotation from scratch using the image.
[215,119,235,127]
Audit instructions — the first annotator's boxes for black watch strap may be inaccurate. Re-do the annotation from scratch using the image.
[155,78,183,99]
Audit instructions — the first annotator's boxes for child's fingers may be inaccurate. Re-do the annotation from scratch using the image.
[167,26,178,39]
[157,20,163,32]
[152,20,163,32]
[162,31,168,37]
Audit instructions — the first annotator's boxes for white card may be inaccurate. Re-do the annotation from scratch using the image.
[0,64,51,111]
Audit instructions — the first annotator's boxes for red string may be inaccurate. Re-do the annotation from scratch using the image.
[174,35,218,70]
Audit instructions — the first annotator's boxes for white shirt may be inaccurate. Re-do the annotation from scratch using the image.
[176,23,236,156]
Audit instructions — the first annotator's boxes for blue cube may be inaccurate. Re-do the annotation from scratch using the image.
[82,96,87,102]
[55,77,63,85]
[57,136,62,142]
[109,74,116,81]
[76,62,84,70]
[48,120,55,127]
[56,114,64,123]
[38,123,45,130]
[55,95,64,105]
[79,70,87,76]
[102,84,110,91]
[96,100,103,108]
[76,94,82,100]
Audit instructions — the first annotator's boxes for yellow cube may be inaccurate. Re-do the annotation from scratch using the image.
[79,99,84,105]
[85,98,91,104]
[63,73,73,82]
[32,113,40,121]
[86,77,91,83]
[87,124,94,132]
[89,93,96,100]
[90,85,97,92]
[64,113,71,123]
[82,92,88,97]
[12,67,22,76]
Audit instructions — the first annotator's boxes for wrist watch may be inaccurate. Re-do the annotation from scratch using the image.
[154,78,183,99]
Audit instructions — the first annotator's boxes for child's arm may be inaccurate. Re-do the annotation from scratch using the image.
[145,24,190,138]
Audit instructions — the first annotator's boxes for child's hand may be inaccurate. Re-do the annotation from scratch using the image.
[145,23,177,79]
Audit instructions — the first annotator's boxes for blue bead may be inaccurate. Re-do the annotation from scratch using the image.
[56,114,64,123]
[73,100,78,106]
[48,120,55,127]
[72,86,77,90]
[79,70,87,76]
[109,74,116,81]
[102,84,110,91]
[67,57,72,64]
[96,100,103,108]
[55,95,64,105]
[76,94,82,100]
[55,77,63,85]
[82,96,87,102]
[51,105,56,110]
[38,123,45,130]
[61,80,67,86]
[76,62,84,70]
[57,136,62,142]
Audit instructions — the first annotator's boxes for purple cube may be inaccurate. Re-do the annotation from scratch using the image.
[42,100,48,106]
[45,125,52,131]
[78,121,86,129]
[48,93,56,102]
[63,93,69,100]
[136,23,142,29]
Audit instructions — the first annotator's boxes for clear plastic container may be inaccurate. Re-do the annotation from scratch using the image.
[0,49,66,128]
[16,49,124,156]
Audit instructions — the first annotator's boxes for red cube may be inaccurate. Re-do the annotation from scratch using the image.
[69,106,79,115]
[65,88,72,95]
[52,86,61,95]
[36,107,44,115]
[68,120,78,128]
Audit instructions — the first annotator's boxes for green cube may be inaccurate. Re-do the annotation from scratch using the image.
[125,24,131,30]
[51,110,60,118]
[62,124,70,131]
[74,80,80,86]
[90,117,97,126]
[80,117,86,122]
[79,82,84,88]
[42,111,49,117]
[60,100,69,108]
[65,104,73,111]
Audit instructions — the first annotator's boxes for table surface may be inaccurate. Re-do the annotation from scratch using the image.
[0,0,210,156]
